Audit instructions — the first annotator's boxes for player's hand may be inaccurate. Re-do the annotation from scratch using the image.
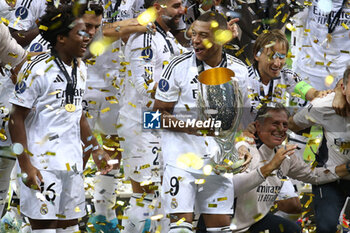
[21,163,43,190]
[92,149,113,175]
[332,88,349,117]
[268,144,297,170]
[316,89,333,98]
[242,122,257,141]
[238,145,252,172]
[227,18,240,39]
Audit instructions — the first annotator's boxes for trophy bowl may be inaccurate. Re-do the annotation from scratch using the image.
[197,67,243,174]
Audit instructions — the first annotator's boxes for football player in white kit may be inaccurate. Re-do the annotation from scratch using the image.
[289,66,350,233]
[8,5,111,232]
[81,1,155,231]
[293,0,350,91]
[118,0,185,232]
[6,0,47,47]
[0,21,28,217]
[153,12,249,233]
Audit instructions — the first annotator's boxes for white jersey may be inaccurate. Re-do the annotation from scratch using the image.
[0,72,14,147]
[155,51,248,173]
[294,0,350,90]
[293,92,350,180]
[27,34,50,52]
[232,143,340,232]
[9,52,87,171]
[119,23,183,122]
[103,0,144,23]
[7,0,46,31]
[242,66,304,128]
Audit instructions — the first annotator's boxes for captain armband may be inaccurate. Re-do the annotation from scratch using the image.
[294,81,313,100]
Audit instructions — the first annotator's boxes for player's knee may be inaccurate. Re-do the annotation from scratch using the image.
[206,226,232,232]
[169,222,193,233]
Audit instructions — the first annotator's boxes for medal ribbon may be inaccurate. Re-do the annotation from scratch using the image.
[327,0,347,34]
[51,49,77,105]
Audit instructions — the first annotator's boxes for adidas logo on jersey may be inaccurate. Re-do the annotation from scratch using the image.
[163,45,169,53]
[54,75,64,83]
[190,76,198,84]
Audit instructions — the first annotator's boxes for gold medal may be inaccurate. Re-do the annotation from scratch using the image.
[65,104,76,112]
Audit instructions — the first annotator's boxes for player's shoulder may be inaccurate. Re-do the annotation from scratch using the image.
[226,54,247,68]
[162,51,194,80]
[21,52,51,75]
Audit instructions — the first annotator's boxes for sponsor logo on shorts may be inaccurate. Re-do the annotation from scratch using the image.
[171,198,178,209]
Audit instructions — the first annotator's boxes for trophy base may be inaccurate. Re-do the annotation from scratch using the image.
[212,159,245,174]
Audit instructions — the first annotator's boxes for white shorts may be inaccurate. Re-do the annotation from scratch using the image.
[162,165,234,215]
[19,170,86,220]
[118,115,162,183]
[83,85,121,135]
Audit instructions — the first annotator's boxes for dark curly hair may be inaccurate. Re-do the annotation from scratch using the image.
[39,4,77,47]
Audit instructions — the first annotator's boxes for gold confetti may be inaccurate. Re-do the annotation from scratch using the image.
[45,64,54,73]
[217,197,227,201]
[184,104,190,111]
[66,163,71,171]
[342,22,349,30]
[151,214,164,221]
[253,213,264,222]
[104,1,111,9]
[55,214,66,218]
[48,90,61,95]
[39,25,49,31]
[137,6,157,26]
[208,203,217,208]
[128,102,136,108]
[74,206,81,212]
[210,20,219,29]
[176,217,186,225]
[1,17,9,25]
[101,107,110,113]
[325,75,334,86]
[195,179,206,184]
[203,39,213,49]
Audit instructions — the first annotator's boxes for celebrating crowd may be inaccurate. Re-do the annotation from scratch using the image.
[0,0,349,232]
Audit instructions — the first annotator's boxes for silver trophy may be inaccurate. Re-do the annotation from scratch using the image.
[197,67,243,174]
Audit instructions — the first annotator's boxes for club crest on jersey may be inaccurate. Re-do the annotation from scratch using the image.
[171,198,178,209]
[15,81,26,94]
[141,48,153,61]
[29,43,44,52]
[15,7,29,20]
[40,204,48,215]
[158,79,169,92]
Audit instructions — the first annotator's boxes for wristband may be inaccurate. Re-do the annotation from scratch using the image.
[294,81,313,100]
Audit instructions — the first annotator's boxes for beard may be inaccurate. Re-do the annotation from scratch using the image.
[162,14,181,31]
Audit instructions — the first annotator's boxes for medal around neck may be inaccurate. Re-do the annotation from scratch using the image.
[197,67,244,174]
[65,103,76,112]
